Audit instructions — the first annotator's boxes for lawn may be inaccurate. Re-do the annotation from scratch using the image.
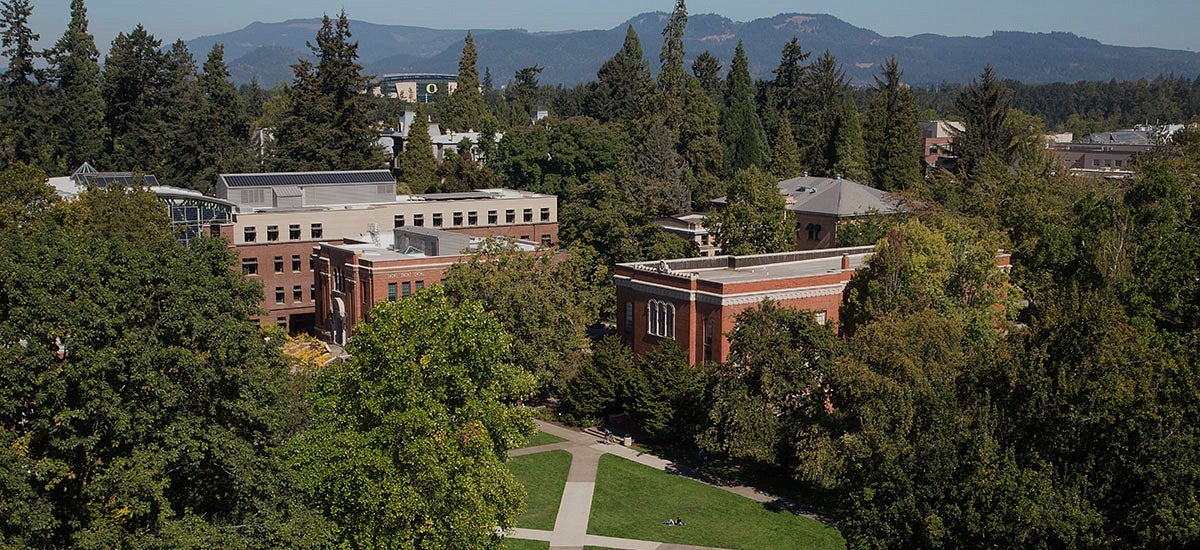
[507,449,572,530]
[588,454,845,550]
[518,430,566,449]
[501,538,549,550]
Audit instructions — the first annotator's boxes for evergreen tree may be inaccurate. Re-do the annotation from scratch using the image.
[183,44,251,192]
[656,0,688,137]
[953,65,1015,178]
[102,25,171,171]
[681,74,723,207]
[47,0,104,170]
[398,102,437,193]
[588,25,652,125]
[440,32,490,132]
[0,0,47,169]
[719,42,769,174]
[505,64,543,126]
[765,36,809,139]
[705,166,792,255]
[273,12,385,170]
[798,50,848,175]
[158,39,203,185]
[691,50,724,106]
[833,98,869,182]
[864,57,921,191]
[769,110,802,179]
[631,121,689,215]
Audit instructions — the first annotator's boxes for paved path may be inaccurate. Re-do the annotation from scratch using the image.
[506,419,808,550]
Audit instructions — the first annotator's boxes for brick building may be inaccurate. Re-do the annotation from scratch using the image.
[777,175,900,250]
[614,246,874,364]
[313,227,540,344]
[215,170,557,333]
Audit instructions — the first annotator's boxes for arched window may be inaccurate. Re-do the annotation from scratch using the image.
[647,299,676,339]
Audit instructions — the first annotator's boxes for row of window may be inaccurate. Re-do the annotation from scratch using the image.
[1091,158,1124,167]
[394,207,551,229]
[386,280,426,300]
[241,254,312,275]
[245,223,322,243]
[275,284,315,304]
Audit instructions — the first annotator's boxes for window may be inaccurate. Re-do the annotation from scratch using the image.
[243,226,256,242]
[293,285,303,302]
[275,287,285,304]
[1093,159,1101,167]
[1115,159,1124,167]
[487,210,497,224]
[289,224,301,239]
[401,282,411,296]
[273,256,284,273]
[310,223,323,239]
[704,318,713,361]
[388,282,398,301]
[241,257,258,275]
[647,299,675,339]
[540,207,550,221]
[413,214,424,227]
[415,280,424,290]
[394,214,405,228]
[523,208,533,222]
[541,235,552,247]
[452,212,463,226]
[814,311,827,325]
[624,302,633,333]
[333,269,345,292]
[806,223,822,241]
[432,213,443,227]
[292,255,302,272]
[276,317,287,329]
[267,225,279,241]
[1104,159,1112,167]
[468,211,478,225]
[310,284,315,301]
[505,209,515,223]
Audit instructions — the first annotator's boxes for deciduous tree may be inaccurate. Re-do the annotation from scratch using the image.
[706,165,791,255]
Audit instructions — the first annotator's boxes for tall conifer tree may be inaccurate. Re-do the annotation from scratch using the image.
[440,32,490,131]
[47,0,104,170]
[102,25,170,170]
[589,25,652,126]
[681,74,723,207]
[833,98,869,183]
[799,50,849,175]
[719,42,769,174]
[399,102,437,193]
[770,110,802,179]
[691,51,724,106]
[953,65,1015,178]
[657,0,688,137]
[0,0,47,169]
[864,57,921,191]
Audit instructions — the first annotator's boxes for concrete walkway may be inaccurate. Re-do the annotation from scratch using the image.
[506,419,804,550]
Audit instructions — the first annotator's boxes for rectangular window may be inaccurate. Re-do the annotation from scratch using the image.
[814,311,827,325]
[468,211,478,225]
[505,209,515,223]
[541,235,552,247]
[540,207,550,221]
[523,208,533,222]
[310,223,323,239]
[432,213,443,227]
[487,210,497,224]
[276,317,287,329]
[289,224,301,239]
[415,280,424,290]
[241,257,258,275]
[401,282,411,296]
[293,285,303,302]
[1104,159,1112,166]
[292,255,302,272]
[243,226,256,242]
[413,214,424,227]
[452,212,463,226]
[1093,159,1101,167]
[310,284,315,301]
[704,318,713,361]
[266,225,279,241]
[275,287,285,304]
[647,300,675,339]
[1115,159,1124,167]
[624,302,633,333]
[273,256,283,273]
[394,214,405,228]
[388,282,398,301]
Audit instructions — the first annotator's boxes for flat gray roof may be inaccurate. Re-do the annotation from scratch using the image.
[619,246,874,285]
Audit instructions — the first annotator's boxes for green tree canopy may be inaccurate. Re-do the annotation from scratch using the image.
[588,25,652,126]
[398,102,438,193]
[47,0,103,170]
[719,42,770,174]
[864,57,921,191]
[705,165,791,255]
[440,32,492,132]
[287,287,535,548]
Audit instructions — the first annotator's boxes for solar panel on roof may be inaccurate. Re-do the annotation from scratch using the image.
[221,170,394,188]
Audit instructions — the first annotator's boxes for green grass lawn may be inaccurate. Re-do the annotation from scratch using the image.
[507,449,571,530]
[588,454,845,550]
[501,538,549,550]
[518,430,566,449]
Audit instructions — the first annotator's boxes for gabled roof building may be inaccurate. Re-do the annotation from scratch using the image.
[776,175,901,250]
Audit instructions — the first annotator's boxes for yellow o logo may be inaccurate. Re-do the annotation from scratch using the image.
[426,83,438,94]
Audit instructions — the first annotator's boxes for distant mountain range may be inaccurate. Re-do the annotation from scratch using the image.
[186,12,1200,88]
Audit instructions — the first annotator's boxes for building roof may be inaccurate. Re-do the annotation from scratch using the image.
[777,175,899,217]
[218,170,395,188]
[618,246,874,285]
[1082,130,1151,145]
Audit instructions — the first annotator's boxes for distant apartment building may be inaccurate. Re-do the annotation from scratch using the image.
[215,170,558,333]
[1047,142,1150,179]
[655,213,720,256]
[920,120,964,170]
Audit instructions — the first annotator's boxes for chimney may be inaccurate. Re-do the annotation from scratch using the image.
[841,253,850,270]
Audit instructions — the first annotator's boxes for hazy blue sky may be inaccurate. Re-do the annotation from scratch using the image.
[26,0,1200,53]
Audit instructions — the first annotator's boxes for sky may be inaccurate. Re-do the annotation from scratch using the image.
[26,0,1200,54]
